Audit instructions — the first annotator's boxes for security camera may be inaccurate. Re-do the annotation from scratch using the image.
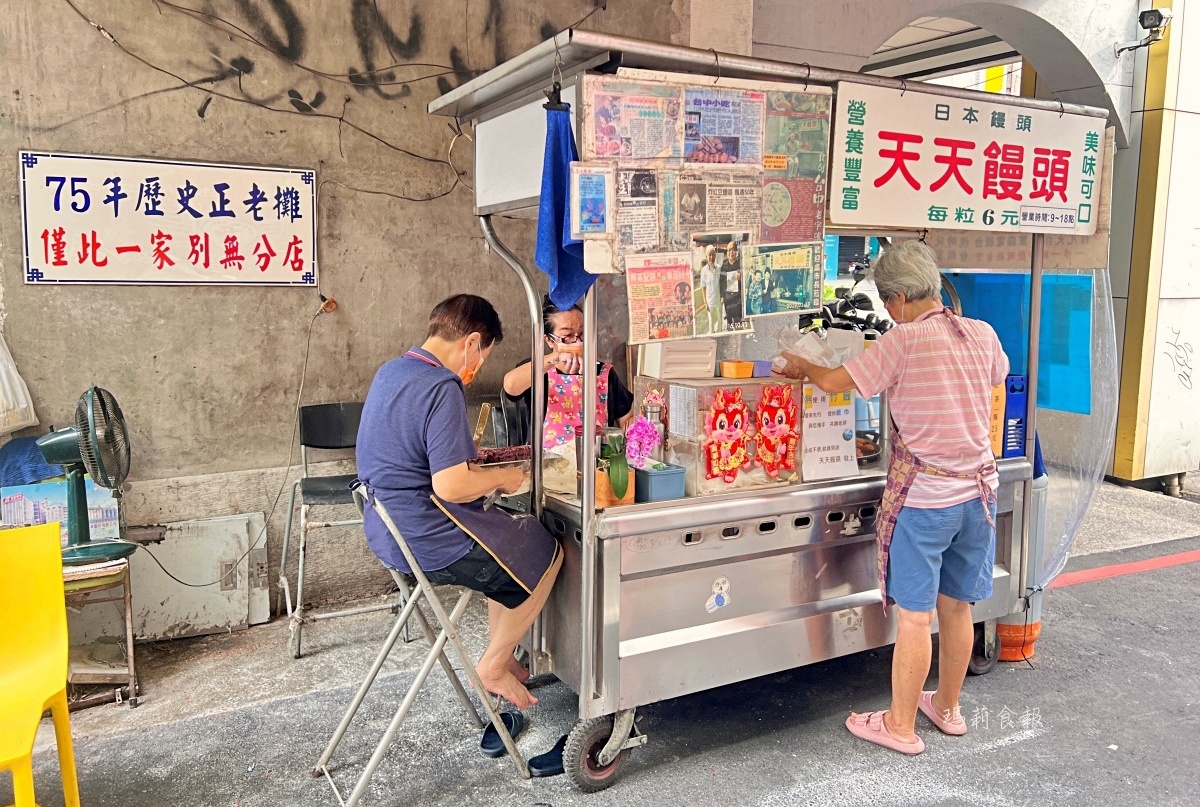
[1115,8,1173,56]
[1139,8,1172,30]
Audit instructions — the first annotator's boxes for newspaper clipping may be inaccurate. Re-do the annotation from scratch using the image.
[760,90,831,243]
[626,252,696,343]
[683,87,765,166]
[676,170,763,233]
[586,78,684,161]
[614,168,661,257]
[743,242,823,317]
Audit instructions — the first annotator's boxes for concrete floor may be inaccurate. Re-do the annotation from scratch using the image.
[12,480,1200,807]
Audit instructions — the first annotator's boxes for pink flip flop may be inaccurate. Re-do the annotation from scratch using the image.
[845,711,925,755]
[918,691,968,736]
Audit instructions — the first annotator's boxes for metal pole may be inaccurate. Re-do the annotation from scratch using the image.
[580,285,598,705]
[479,215,544,516]
[1018,233,1045,608]
[1027,234,1044,460]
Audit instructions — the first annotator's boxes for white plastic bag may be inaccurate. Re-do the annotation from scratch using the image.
[773,326,865,372]
[0,331,38,436]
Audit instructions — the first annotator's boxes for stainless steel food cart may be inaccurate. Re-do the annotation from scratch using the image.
[430,31,1108,790]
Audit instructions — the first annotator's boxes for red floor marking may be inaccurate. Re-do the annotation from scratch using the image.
[1049,547,1200,589]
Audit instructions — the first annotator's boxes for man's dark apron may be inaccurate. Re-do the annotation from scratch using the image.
[874,310,997,613]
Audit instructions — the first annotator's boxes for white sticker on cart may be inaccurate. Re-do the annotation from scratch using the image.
[705,576,732,613]
[669,385,697,438]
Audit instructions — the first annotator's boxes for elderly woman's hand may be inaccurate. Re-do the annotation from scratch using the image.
[774,350,808,380]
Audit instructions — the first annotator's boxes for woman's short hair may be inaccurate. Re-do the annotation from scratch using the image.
[872,240,943,303]
[541,294,582,335]
[427,294,504,347]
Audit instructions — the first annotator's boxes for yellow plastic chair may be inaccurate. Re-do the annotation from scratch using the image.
[1,524,81,807]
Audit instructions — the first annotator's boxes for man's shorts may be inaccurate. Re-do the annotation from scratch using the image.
[886,499,998,612]
[423,542,530,609]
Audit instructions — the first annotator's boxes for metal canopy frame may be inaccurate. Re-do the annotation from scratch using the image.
[429,29,1109,123]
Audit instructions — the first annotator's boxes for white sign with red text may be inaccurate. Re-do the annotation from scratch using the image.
[20,151,317,285]
[829,83,1104,236]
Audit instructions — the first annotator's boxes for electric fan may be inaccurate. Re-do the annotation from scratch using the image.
[35,386,135,565]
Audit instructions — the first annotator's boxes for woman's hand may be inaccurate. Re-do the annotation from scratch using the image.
[774,350,808,380]
[545,350,583,375]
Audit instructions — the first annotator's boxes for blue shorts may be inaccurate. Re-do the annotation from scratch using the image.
[886,499,998,612]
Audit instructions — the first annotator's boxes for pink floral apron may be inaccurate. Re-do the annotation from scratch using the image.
[874,310,998,613]
[542,363,611,451]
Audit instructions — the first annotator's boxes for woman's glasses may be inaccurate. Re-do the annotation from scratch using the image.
[548,333,584,345]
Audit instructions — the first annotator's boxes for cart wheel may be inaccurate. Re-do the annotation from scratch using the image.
[967,621,999,676]
[563,716,631,792]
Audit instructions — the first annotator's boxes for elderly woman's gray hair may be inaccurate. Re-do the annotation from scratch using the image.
[871,240,942,303]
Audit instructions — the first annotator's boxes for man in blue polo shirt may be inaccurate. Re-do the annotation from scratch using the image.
[357,294,561,710]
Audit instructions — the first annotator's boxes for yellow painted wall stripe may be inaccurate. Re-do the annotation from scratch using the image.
[1114,2,1175,479]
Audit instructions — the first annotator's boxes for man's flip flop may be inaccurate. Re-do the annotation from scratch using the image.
[480,711,525,758]
[845,711,925,755]
[918,691,968,735]
[528,733,568,777]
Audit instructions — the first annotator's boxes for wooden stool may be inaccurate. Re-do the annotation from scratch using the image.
[63,558,138,708]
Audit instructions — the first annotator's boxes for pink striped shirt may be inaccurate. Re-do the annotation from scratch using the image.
[845,308,1009,508]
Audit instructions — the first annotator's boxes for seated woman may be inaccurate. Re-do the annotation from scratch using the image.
[356,294,563,710]
[501,296,634,454]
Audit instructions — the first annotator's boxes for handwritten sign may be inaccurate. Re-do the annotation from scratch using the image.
[829,83,1104,235]
[20,151,317,286]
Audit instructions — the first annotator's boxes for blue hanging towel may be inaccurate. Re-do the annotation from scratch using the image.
[535,104,593,311]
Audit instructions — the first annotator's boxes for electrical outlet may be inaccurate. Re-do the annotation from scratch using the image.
[220,560,238,591]
[250,548,268,589]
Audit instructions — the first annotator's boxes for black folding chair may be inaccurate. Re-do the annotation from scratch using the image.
[278,402,402,658]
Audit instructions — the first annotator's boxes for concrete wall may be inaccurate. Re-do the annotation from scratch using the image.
[752,0,1138,147]
[0,0,686,607]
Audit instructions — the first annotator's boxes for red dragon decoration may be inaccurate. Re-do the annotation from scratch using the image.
[702,388,754,483]
[754,384,799,478]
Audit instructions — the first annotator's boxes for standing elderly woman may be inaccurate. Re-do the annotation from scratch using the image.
[778,241,1008,755]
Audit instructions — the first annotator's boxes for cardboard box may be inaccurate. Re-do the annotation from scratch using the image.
[800,384,860,482]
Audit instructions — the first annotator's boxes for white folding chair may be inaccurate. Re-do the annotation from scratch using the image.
[313,483,528,806]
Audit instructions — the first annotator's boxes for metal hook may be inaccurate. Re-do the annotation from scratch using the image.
[919,228,928,243]
[1058,99,1065,117]
[900,78,907,97]
[709,48,721,84]
[552,31,565,87]
[801,63,811,91]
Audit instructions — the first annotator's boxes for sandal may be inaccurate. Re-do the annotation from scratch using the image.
[918,691,967,736]
[845,711,925,755]
[480,711,525,758]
